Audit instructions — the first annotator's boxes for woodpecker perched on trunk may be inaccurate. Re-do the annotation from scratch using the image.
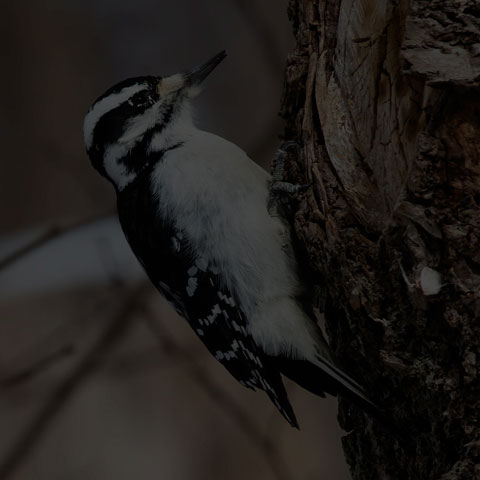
[83,51,376,427]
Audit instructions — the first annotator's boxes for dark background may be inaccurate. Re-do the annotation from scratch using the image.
[0,2,350,479]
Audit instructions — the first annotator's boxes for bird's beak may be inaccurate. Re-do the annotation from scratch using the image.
[156,51,226,97]
[184,50,227,86]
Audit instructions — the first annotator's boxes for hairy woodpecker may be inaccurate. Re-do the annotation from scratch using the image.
[83,51,375,427]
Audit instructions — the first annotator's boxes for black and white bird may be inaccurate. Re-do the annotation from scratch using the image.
[83,51,375,427]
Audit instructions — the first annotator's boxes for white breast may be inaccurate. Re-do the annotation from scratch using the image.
[151,130,322,360]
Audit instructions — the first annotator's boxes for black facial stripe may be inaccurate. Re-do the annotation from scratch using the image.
[160,96,176,129]
[119,125,160,173]
[91,101,152,156]
[87,80,182,184]
[91,89,180,158]
[114,92,179,168]
[121,142,184,192]
[94,76,157,105]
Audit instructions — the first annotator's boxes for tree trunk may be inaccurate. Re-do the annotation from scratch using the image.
[280,1,480,478]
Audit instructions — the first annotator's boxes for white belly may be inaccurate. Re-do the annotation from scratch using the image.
[152,130,321,359]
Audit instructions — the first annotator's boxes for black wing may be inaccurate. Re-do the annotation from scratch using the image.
[117,182,298,427]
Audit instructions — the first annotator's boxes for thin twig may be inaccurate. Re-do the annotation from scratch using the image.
[143,314,294,480]
[0,211,114,271]
[0,283,150,480]
[0,345,75,389]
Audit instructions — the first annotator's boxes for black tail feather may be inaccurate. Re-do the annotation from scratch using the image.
[271,356,413,451]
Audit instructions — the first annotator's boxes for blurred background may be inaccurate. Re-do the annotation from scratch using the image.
[0,1,351,479]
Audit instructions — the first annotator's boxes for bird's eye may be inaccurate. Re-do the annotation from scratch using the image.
[129,91,157,108]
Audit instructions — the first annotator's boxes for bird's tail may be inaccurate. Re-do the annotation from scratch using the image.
[272,354,376,412]
[313,356,413,451]
[274,354,412,449]
[313,355,378,414]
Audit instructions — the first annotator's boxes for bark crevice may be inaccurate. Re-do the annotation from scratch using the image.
[281,1,480,478]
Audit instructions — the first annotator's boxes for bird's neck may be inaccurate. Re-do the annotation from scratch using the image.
[110,106,198,192]
[148,105,196,154]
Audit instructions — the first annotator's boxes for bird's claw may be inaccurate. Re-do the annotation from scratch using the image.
[268,140,308,215]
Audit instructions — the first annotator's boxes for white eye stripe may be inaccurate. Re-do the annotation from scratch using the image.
[83,82,147,150]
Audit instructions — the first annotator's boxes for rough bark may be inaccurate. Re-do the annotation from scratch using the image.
[280,1,480,479]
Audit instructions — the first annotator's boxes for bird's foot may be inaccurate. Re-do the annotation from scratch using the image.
[268,141,308,215]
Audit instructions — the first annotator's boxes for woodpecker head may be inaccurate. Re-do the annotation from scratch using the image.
[83,50,226,190]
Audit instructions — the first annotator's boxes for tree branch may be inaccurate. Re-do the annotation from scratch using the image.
[0,345,75,389]
[0,211,114,272]
[0,283,150,479]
